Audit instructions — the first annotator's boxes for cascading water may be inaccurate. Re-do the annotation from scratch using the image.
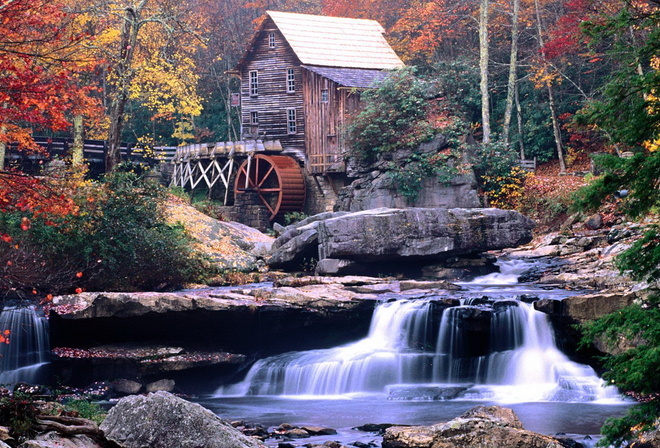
[0,306,50,386]
[220,259,620,404]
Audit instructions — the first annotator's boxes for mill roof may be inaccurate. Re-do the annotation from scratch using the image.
[302,65,391,88]
[239,11,404,71]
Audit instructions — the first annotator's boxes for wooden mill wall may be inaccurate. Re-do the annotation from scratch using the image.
[239,19,305,156]
[302,69,362,174]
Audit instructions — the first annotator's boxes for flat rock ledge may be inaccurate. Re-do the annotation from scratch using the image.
[270,208,535,274]
[382,405,571,448]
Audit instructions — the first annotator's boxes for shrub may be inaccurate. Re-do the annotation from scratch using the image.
[471,141,528,208]
[0,170,210,294]
[388,152,460,203]
[347,67,436,161]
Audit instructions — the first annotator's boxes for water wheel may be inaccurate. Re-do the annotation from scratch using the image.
[234,154,306,222]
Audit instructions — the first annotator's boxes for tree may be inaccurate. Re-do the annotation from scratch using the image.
[65,0,205,171]
[0,0,94,169]
[479,0,491,143]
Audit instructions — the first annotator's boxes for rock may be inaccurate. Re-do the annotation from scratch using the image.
[281,428,310,439]
[165,199,274,272]
[300,426,338,436]
[270,208,535,272]
[561,291,637,323]
[18,432,102,448]
[112,378,142,395]
[100,391,264,448]
[337,137,481,211]
[315,258,360,275]
[399,280,462,292]
[584,213,603,230]
[354,423,396,433]
[146,379,175,393]
[387,385,471,401]
[382,406,566,448]
[381,426,435,448]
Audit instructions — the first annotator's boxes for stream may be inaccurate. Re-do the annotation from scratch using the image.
[199,258,632,447]
[0,258,633,447]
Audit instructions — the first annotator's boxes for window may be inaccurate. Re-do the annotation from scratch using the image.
[251,111,259,124]
[321,89,329,103]
[287,68,295,93]
[268,32,276,48]
[249,70,258,96]
[287,108,297,134]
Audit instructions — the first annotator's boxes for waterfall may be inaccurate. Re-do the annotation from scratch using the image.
[0,306,50,386]
[219,260,621,403]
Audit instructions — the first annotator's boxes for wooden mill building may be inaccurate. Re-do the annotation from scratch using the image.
[171,11,404,225]
[233,11,404,215]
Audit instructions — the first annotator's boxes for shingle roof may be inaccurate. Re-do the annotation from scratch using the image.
[302,65,391,88]
[267,11,404,70]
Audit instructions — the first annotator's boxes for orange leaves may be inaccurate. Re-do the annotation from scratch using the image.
[0,329,10,344]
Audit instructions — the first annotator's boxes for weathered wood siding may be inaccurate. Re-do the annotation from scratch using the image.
[303,69,362,173]
[240,18,305,154]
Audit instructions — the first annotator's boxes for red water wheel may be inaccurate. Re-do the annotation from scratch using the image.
[234,154,306,222]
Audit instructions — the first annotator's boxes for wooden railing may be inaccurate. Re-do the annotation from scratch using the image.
[5,137,176,165]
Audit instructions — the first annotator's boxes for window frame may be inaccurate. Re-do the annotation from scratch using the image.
[321,89,329,103]
[249,70,258,97]
[286,68,295,93]
[287,108,297,134]
[268,32,276,49]
[250,111,259,125]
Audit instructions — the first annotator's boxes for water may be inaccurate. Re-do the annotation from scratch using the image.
[207,258,630,445]
[0,306,50,386]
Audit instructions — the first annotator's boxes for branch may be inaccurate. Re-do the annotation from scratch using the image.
[35,415,103,437]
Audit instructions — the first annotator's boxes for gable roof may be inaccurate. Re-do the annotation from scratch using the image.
[302,65,390,88]
[240,11,404,71]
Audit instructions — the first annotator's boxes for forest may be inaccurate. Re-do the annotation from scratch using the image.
[1,0,660,447]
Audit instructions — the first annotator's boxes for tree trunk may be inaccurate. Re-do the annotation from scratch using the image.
[533,0,565,172]
[515,82,525,159]
[503,0,520,144]
[71,114,84,167]
[0,126,6,171]
[106,3,146,172]
[479,0,491,144]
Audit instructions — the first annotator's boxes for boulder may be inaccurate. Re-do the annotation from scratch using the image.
[269,208,535,273]
[146,379,175,393]
[112,378,142,395]
[100,391,264,448]
[382,405,568,448]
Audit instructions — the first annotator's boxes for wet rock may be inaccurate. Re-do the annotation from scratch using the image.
[387,385,471,401]
[301,426,338,436]
[399,280,462,292]
[383,405,566,448]
[282,428,311,439]
[354,423,396,434]
[100,391,264,448]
